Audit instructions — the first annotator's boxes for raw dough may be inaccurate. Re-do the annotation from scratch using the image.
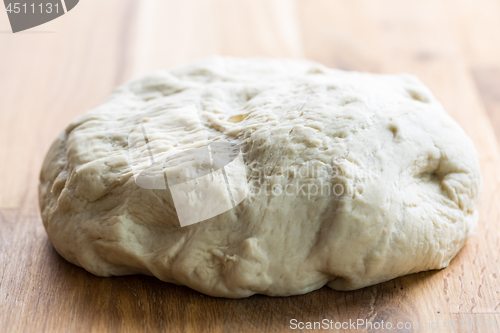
[39,57,482,298]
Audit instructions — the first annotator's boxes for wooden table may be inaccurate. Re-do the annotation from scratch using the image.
[1,1,500,332]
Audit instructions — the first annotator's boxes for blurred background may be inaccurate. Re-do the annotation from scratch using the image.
[1,1,499,332]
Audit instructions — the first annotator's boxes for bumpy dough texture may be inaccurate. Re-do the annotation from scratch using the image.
[39,57,482,298]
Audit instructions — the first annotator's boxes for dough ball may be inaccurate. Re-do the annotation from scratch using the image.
[39,57,481,298]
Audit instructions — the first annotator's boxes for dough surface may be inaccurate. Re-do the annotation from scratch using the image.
[39,57,481,298]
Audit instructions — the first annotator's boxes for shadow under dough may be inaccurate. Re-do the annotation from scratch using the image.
[42,238,440,331]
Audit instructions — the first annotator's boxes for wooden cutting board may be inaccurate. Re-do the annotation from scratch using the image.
[1,1,499,332]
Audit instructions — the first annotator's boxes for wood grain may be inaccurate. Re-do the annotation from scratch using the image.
[0,0,499,332]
